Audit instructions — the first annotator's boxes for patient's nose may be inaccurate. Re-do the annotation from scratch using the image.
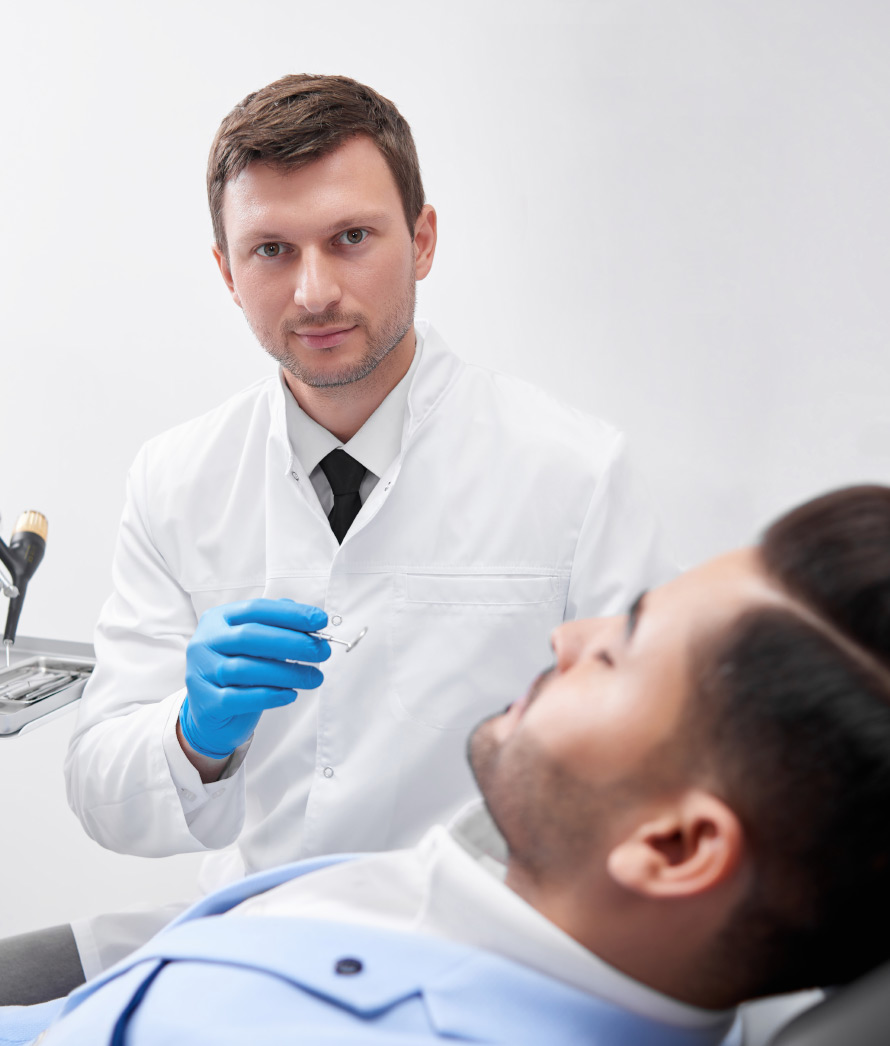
[552,615,622,671]
[552,618,600,671]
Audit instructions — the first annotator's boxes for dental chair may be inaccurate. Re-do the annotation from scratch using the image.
[0,926,83,1005]
[738,992,824,1046]
[734,960,890,1045]
[768,960,890,1044]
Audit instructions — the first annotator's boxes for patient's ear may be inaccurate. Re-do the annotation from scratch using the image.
[606,790,744,899]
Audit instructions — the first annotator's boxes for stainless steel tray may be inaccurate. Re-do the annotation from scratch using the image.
[0,652,94,735]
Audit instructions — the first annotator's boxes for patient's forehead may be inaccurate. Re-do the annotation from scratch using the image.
[665,547,785,618]
[629,547,792,681]
[555,548,787,672]
[626,548,791,745]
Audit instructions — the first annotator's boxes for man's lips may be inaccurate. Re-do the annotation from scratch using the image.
[294,325,357,349]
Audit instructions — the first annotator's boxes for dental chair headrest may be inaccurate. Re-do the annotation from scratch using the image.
[769,959,890,1045]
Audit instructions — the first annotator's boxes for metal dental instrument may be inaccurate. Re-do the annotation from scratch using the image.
[307,626,368,652]
[0,673,77,705]
[284,628,368,667]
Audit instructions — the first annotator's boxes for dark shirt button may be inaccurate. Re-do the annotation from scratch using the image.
[335,957,363,975]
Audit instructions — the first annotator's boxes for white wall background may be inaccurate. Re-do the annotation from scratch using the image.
[1,0,888,934]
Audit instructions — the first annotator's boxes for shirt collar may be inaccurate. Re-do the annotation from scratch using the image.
[281,330,425,480]
[441,801,736,1039]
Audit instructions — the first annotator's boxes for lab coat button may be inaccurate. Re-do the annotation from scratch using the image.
[181,789,196,801]
[323,766,334,778]
[335,957,363,975]
[291,471,299,481]
[331,615,342,626]
[211,789,224,799]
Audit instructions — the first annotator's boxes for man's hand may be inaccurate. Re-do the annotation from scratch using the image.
[179,598,330,763]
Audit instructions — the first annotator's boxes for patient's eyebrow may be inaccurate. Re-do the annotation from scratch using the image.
[626,591,647,640]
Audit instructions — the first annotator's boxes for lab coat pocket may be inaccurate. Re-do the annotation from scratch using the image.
[389,573,565,730]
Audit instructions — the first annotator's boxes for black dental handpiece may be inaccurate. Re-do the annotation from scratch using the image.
[2,510,48,649]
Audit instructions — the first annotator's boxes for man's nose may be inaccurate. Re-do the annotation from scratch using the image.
[294,249,342,314]
[550,615,619,671]
[551,619,593,672]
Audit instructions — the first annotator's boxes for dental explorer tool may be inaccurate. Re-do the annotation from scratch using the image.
[307,626,368,652]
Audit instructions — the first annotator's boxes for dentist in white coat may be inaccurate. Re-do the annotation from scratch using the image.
[64,73,674,978]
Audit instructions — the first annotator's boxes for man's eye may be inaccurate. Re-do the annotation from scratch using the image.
[596,651,614,668]
[255,243,286,258]
[338,229,368,246]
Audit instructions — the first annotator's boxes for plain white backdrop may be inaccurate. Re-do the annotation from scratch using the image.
[1,0,888,934]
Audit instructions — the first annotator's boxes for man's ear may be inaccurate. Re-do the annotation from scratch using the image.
[212,244,242,308]
[606,790,744,899]
[413,204,437,281]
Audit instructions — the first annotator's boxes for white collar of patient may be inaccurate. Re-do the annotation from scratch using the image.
[230,800,735,1039]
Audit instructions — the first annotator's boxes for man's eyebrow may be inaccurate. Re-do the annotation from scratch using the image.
[234,213,393,245]
[626,591,647,640]
[322,212,392,235]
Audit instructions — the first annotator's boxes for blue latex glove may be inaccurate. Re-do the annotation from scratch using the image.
[180,598,330,759]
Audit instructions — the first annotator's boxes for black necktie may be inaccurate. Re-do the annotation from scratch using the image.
[319,449,367,543]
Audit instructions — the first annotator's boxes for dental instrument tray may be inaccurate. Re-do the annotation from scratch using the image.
[0,649,94,735]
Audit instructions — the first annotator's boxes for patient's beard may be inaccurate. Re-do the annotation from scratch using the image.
[468,719,604,884]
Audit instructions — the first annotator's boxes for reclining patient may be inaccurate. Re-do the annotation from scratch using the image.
[4,484,890,1045]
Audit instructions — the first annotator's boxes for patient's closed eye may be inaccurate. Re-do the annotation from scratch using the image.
[597,650,614,667]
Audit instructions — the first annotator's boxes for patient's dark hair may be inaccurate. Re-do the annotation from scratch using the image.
[694,485,890,997]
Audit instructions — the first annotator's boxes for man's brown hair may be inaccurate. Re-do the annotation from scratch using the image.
[207,74,425,257]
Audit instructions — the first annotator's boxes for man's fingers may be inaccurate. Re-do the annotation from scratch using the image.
[214,622,331,663]
[211,678,322,716]
[222,599,328,633]
[210,657,325,692]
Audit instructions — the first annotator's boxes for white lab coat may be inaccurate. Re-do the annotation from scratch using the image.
[65,322,673,962]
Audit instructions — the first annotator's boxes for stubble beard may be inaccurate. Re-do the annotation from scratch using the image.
[250,276,416,389]
[469,720,550,879]
[468,711,607,882]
